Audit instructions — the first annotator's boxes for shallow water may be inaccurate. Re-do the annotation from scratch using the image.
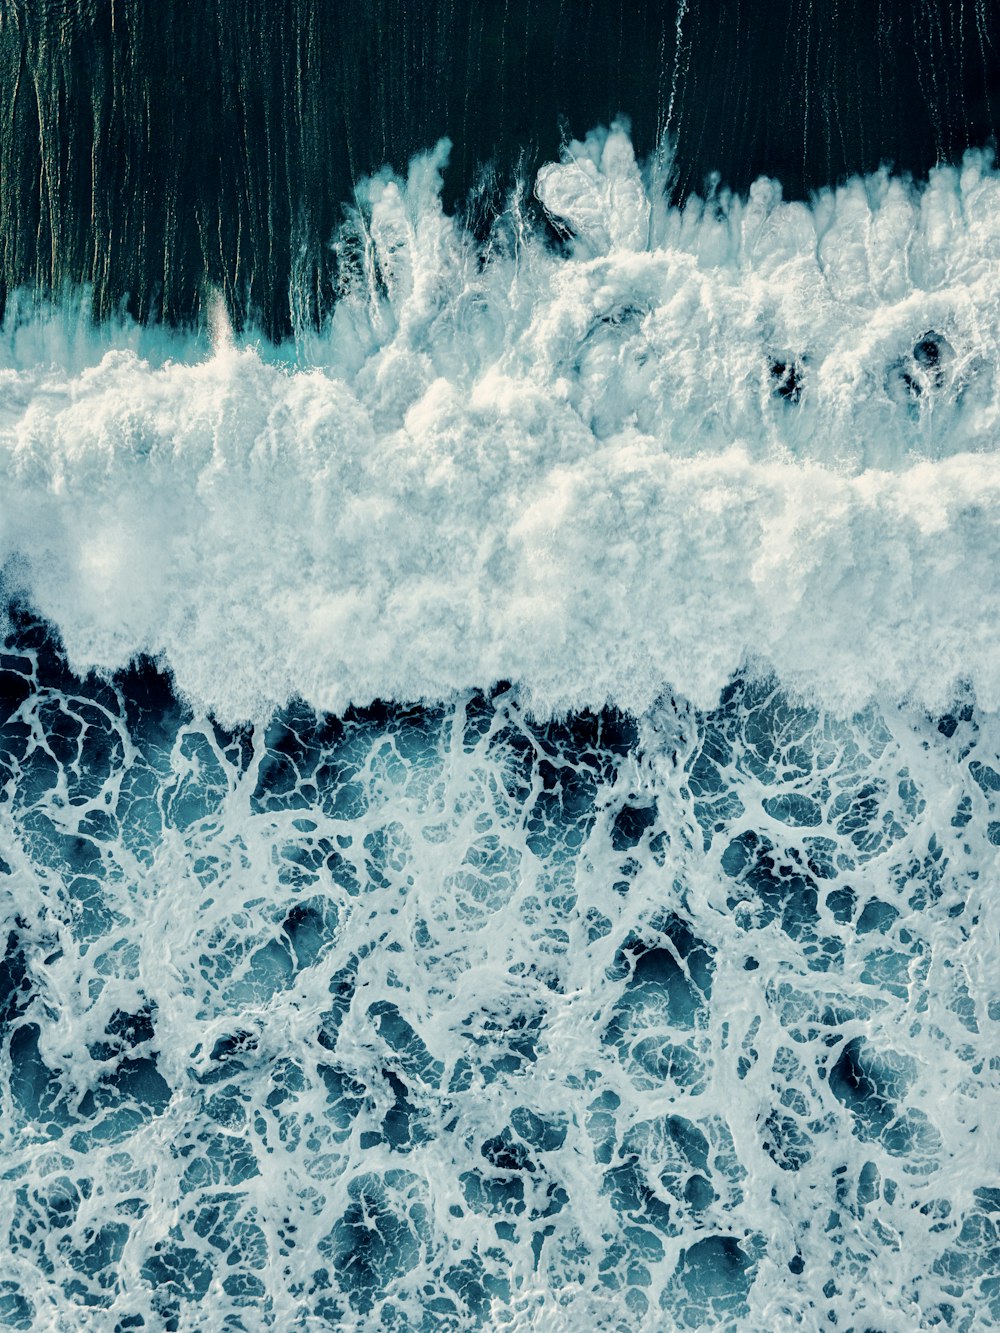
[1,617,999,1329]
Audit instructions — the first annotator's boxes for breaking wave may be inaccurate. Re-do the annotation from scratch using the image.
[2,128,1000,1331]
[2,127,1000,719]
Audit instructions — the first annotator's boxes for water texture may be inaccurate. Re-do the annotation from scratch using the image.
[0,19,999,1330]
[1,617,999,1330]
[2,0,999,333]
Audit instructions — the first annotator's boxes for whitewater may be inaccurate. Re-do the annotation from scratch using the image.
[1,126,1000,1331]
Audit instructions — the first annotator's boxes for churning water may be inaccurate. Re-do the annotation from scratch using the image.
[1,36,1000,1333]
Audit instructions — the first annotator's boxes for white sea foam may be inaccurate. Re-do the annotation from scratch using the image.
[2,659,998,1330]
[2,125,999,722]
[3,129,1000,1332]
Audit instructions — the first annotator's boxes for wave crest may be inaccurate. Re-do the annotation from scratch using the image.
[2,126,999,720]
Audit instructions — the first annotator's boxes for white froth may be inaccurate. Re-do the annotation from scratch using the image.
[2,126,1000,721]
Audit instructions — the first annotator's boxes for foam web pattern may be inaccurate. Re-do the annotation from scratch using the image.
[0,618,997,1330]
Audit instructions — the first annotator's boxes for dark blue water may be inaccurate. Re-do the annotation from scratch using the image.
[1,0,999,336]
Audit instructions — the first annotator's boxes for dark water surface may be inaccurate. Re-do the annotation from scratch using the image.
[2,0,999,335]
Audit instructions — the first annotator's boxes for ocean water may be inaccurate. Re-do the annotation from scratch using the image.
[3,0,1000,336]
[1,67,1000,1333]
